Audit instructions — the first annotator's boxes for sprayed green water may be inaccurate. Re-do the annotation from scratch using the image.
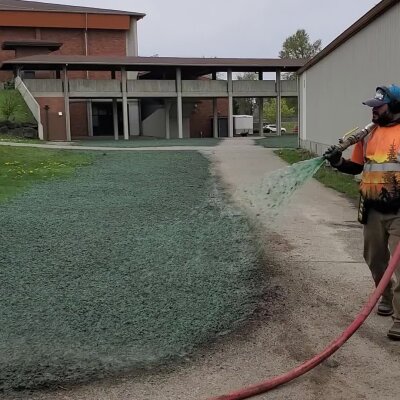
[253,157,325,218]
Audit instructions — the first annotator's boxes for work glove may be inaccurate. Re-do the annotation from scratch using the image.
[323,145,342,166]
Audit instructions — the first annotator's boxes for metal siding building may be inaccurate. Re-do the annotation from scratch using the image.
[299,0,400,156]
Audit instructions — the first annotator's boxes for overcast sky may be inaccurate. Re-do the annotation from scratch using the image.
[31,0,380,58]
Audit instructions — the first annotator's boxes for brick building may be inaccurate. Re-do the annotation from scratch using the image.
[0,0,144,139]
[0,1,303,141]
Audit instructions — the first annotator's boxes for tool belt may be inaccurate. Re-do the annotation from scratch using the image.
[358,197,400,223]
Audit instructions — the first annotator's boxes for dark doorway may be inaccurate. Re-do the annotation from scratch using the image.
[218,117,228,137]
[211,117,228,138]
[92,102,123,136]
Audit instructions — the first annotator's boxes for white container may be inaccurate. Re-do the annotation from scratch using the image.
[233,115,253,136]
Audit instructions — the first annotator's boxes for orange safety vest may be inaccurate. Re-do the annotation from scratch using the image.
[351,124,400,202]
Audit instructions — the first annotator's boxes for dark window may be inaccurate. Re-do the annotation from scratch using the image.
[22,70,35,79]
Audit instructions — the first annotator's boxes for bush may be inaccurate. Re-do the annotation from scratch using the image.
[0,120,38,139]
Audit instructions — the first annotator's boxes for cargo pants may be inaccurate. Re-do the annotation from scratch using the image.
[364,208,400,320]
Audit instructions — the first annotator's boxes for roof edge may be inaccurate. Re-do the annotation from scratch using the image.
[0,0,146,19]
[297,0,396,75]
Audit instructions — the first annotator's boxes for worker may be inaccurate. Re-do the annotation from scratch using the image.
[324,84,400,340]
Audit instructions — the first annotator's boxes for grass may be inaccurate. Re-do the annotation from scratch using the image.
[0,134,41,143]
[73,137,222,147]
[256,134,298,149]
[274,148,360,199]
[0,150,263,391]
[0,146,94,202]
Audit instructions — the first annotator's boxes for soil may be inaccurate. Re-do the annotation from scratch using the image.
[5,138,400,400]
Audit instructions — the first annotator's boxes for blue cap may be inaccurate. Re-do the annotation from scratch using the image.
[363,84,400,107]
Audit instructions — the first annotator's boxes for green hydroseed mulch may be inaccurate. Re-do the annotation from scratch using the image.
[73,138,221,147]
[256,134,298,149]
[274,148,360,199]
[0,151,263,391]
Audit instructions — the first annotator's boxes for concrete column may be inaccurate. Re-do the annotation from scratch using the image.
[212,72,219,138]
[63,66,71,142]
[276,69,282,136]
[258,98,263,136]
[87,100,93,137]
[121,68,129,140]
[113,99,119,140]
[227,68,233,138]
[258,71,263,136]
[297,75,301,147]
[176,67,183,139]
[164,100,171,139]
[128,100,140,136]
[213,98,219,138]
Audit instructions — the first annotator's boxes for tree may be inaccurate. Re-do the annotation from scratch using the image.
[279,29,322,60]
[387,141,397,162]
[0,90,24,122]
[277,29,321,111]
[263,98,295,123]
[233,72,257,115]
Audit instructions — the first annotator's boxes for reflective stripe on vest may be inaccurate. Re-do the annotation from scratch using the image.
[363,162,400,172]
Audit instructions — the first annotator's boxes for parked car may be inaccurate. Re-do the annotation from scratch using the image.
[263,124,286,134]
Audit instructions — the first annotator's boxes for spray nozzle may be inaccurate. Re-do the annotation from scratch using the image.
[336,123,376,151]
[338,127,359,144]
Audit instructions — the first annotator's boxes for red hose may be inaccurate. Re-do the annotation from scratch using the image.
[208,242,400,400]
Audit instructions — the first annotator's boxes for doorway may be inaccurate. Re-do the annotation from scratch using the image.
[92,102,123,136]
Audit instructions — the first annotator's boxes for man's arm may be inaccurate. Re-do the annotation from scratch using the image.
[324,145,364,175]
[331,158,364,175]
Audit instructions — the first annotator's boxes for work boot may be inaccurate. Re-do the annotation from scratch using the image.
[377,300,394,316]
[387,319,400,340]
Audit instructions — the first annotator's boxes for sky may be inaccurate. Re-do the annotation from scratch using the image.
[30,0,380,58]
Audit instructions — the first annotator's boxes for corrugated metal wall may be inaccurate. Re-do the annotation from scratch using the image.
[300,2,400,156]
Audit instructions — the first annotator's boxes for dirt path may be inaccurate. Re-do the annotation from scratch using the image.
[8,138,400,400]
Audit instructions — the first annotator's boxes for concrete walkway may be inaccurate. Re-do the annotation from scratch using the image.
[6,138,400,400]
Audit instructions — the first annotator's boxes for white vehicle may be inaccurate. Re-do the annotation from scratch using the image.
[263,124,286,134]
[234,115,253,136]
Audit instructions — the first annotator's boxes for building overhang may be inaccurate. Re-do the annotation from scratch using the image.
[1,55,307,77]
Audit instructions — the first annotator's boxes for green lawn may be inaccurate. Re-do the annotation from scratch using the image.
[74,137,222,147]
[0,146,94,203]
[0,149,263,391]
[0,134,41,143]
[274,148,360,199]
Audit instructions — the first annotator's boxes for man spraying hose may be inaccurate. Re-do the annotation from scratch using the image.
[324,84,400,340]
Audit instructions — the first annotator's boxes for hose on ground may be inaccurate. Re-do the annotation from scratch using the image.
[208,242,400,400]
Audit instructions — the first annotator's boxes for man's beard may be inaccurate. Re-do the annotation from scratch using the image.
[373,110,395,126]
